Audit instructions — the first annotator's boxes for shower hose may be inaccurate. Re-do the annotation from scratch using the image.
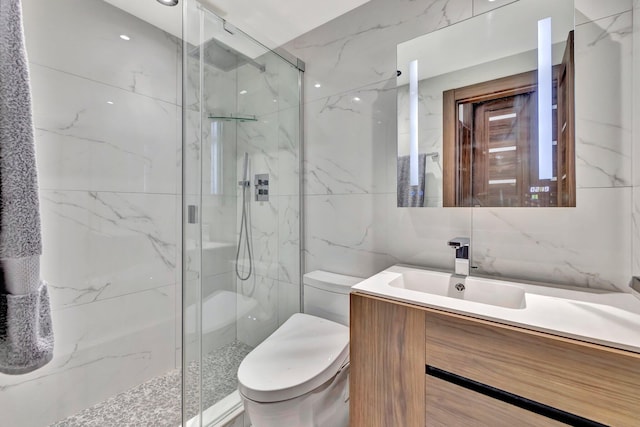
[235,181,253,281]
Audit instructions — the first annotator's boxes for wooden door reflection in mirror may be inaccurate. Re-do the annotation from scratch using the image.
[443,32,575,207]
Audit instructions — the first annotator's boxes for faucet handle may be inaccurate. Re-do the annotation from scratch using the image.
[447,237,470,248]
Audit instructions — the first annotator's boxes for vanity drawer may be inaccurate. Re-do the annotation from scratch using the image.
[424,309,640,426]
[425,374,565,426]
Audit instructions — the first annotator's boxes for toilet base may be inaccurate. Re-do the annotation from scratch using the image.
[241,362,349,427]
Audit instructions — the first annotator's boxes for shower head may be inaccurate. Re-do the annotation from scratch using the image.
[242,152,249,183]
[188,38,266,73]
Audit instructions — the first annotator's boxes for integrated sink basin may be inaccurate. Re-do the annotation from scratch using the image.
[351,264,640,354]
[389,269,526,309]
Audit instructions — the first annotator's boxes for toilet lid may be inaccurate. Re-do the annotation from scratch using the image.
[237,313,349,403]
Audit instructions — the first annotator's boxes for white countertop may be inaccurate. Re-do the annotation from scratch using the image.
[351,265,640,354]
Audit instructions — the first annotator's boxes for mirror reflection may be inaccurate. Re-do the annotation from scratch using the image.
[397,0,575,207]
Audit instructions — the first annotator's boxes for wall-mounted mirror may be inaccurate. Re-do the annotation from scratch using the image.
[397,0,575,207]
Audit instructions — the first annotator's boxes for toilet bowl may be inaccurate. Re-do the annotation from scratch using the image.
[237,271,364,427]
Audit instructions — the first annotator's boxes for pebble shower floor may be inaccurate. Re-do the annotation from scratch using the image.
[50,341,253,427]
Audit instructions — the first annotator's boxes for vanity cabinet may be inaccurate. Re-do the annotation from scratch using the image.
[350,292,640,427]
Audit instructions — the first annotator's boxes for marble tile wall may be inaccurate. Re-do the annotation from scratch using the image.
[633,0,640,293]
[233,53,302,347]
[284,0,637,292]
[0,1,181,426]
[182,13,301,364]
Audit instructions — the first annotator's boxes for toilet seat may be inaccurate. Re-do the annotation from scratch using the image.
[237,313,349,403]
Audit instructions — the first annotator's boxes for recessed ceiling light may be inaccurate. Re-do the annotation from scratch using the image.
[239,90,247,95]
[314,83,321,88]
[119,34,131,41]
[157,0,179,6]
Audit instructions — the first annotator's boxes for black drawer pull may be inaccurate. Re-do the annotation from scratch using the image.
[426,366,607,427]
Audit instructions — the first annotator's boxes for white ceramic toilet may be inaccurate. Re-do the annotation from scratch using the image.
[237,270,363,427]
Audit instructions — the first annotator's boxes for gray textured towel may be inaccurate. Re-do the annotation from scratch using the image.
[0,0,53,374]
[397,154,426,207]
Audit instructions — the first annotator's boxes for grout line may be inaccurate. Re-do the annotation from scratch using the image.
[30,61,181,107]
[52,282,177,312]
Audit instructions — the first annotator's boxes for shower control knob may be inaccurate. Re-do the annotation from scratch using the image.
[255,173,269,202]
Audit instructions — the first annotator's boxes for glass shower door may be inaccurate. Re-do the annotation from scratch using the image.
[182,2,302,425]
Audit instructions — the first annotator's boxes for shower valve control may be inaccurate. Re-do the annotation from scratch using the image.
[255,174,269,202]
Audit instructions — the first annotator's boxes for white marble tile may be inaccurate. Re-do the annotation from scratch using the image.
[243,197,279,280]
[31,64,179,194]
[278,106,301,197]
[277,59,302,112]
[283,0,473,103]
[386,197,472,270]
[473,0,518,16]
[1,285,175,427]
[202,63,239,117]
[202,196,238,249]
[633,187,640,277]
[202,267,236,296]
[575,12,633,188]
[278,196,300,284]
[471,187,632,291]
[634,2,640,188]
[305,80,397,196]
[183,109,204,198]
[236,275,278,348]
[277,281,300,327]
[237,54,281,117]
[237,111,279,197]
[575,0,633,25]
[40,191,177,308]
[305,194,394,279]
[22,0,181,105]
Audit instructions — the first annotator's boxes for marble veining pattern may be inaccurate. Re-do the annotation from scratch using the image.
[575,11,633,188]
[287,0,636,292]
[9,1,182,426]
[23,0,181,105]
[284,0,472,103]
[40,190,177,308]
[305,80,397,196]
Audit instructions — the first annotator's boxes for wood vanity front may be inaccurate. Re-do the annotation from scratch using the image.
[350,292,640,427]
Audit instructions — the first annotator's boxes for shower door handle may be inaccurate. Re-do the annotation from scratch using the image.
[188,205,198,224]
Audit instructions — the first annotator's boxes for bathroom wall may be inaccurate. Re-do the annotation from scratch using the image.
[284,0,635,292]
[233,52,302,347]
[0,1,182,426]
[633,0,640,293]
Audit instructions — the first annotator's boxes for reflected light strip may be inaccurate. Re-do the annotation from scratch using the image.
[489,179,517,185]
[538,17,553,180]
[488,146,516,153]
[409,59,419,186]
[489,113,517,121]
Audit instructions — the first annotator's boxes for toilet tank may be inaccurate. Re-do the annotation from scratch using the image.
[303,270,364,326]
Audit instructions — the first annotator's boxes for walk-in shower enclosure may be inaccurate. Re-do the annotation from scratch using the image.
[182,1,303,425]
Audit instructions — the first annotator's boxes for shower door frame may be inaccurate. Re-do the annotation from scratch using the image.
[180,2,305,425]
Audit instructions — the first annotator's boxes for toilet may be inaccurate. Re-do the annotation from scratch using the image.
[237,270,364,427]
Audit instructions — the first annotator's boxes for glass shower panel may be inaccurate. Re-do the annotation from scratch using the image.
[182,2,302,426]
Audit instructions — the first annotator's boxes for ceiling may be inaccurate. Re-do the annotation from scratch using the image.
[104,0,370,50]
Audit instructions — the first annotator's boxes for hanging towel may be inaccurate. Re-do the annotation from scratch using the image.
[0,0,53,374]
[397,154,426,207]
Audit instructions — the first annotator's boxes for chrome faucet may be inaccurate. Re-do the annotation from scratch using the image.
[448,237,470,276]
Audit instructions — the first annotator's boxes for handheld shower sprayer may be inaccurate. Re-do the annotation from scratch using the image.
[239,152,250,187]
